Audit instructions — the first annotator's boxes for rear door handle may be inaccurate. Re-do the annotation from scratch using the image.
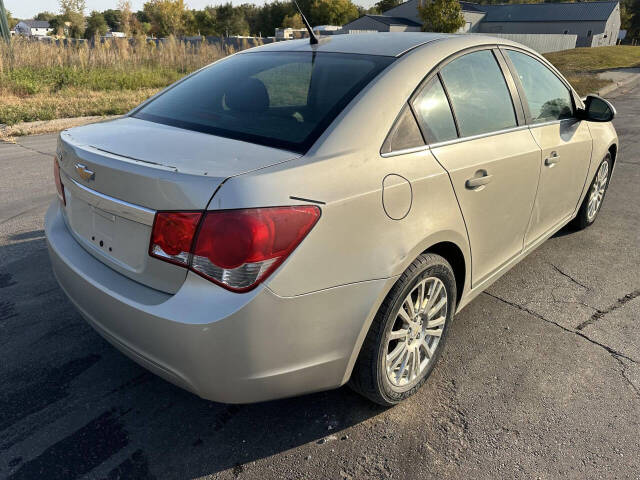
[465,173,493,190]
[545,152,560,166]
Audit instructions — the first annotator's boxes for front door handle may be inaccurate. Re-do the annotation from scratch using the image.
[545,152,561,166]
[465,173,493,190]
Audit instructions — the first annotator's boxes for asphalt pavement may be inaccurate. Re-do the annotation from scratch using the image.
[1,84,639,479]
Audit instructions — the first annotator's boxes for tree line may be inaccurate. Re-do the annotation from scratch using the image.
[7,0,640,42]
[19,0,377,39]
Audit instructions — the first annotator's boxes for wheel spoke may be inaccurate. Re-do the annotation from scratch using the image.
[424,281,442,312]
[397,307,411,323]
[426,316,446,328]
[396,350,410,382]
[411,347,420,380]
[387,341,407,364]
[424,328,443,337]
[421,338,433,358]
[416,280,426,312]
[428,297,447,319]
[404,298,415,319]
[389,328,409,341]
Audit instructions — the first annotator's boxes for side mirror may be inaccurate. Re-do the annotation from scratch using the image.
[578,94,616,122]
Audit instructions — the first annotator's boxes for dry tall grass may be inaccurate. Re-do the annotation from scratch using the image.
[0,36,233,74]
[0,36,246,125]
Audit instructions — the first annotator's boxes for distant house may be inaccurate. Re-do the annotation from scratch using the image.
[476,1,621,47]
[342,15,422,33]
[14,20,53,37]
[382,1,485,33]
[373,0,620,47]
[104,31,126,38]
[275,27,308,39]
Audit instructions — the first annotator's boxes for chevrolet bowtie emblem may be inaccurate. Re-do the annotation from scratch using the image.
[75,163,95,181]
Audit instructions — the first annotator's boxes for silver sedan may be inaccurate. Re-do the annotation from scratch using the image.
[46,33,618,405]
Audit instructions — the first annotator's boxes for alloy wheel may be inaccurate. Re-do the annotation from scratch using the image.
[384,277,447,389]
[587,160,609,222]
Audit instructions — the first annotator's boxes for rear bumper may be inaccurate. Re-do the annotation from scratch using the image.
[45,201,388,403]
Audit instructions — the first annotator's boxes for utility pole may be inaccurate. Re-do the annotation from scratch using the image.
[0,0,10,43]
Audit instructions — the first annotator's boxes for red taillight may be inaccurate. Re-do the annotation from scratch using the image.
[148,206,320,292]
[149,212,202,266]
[53,157,66,206]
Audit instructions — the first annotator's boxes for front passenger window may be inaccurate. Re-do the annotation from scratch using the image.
[506,50,573,123]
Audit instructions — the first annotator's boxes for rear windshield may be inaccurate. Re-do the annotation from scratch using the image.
[133,51,394,153]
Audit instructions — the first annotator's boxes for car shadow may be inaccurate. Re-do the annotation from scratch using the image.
[0,234,387,479]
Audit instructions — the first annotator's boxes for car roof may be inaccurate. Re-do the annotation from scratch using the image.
[245,32,454,58]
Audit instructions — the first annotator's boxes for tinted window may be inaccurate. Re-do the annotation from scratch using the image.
[134,52,393,153]
[411,76,457,143]
[439,50,517,137]
[506,50,573,123]
[381,106,424,153]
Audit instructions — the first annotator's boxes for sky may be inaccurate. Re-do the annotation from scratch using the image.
[5,0,375,19]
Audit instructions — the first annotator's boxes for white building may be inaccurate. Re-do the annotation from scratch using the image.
[14,20,53,37]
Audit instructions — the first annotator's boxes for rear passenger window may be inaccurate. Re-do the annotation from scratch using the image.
[381,105,425,154]
[439,50,517,137]
[411,76,458,144]
[506,50,573,123]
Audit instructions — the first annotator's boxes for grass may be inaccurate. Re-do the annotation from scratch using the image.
[0,37,237,126]
[1,41,639,126]
[544,45,640,95]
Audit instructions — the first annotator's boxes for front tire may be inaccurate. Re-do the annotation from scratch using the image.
[572,153,612,230]
[349,253,456,406]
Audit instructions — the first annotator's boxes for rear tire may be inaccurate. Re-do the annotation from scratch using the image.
[571,153,612,230]
[349,253,456,406]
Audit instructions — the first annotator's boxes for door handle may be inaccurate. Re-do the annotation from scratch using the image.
[465,173,493,190]
[545,152,561,166]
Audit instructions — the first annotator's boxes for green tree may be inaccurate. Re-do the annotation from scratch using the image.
[85,10,108,38]
[216,3,250,36]
[35,11,58,22]
[59,0,86,38]
[143,0,188,37]
[374,0,401,14]
[193,8,218,35]
[102,9,122,31]
[6,8,18,29]
[418,0,465,33]
[620,1,634,31]
[282,12,304,28]
[310,0,359,26]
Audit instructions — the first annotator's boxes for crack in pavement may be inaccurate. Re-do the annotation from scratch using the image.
[483,292,638,364]
[616,357,640,399]
[11,141,55,159]
[550,263,589,290]
[576,289,640,331]
[483,291,640,400]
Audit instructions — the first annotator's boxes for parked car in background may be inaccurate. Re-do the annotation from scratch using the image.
[46,33,617,406]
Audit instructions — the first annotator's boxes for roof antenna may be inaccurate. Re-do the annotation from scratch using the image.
[292,0,319,45]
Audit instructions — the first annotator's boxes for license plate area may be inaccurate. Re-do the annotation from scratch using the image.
[63,185,151,273]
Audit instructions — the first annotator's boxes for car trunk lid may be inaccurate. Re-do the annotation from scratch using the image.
[56,117,300,294]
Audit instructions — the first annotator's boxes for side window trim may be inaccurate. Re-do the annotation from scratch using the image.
[493,48,527,126]
[435,72,461,138]
[499,46,577,125]
[408,74,461,143]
